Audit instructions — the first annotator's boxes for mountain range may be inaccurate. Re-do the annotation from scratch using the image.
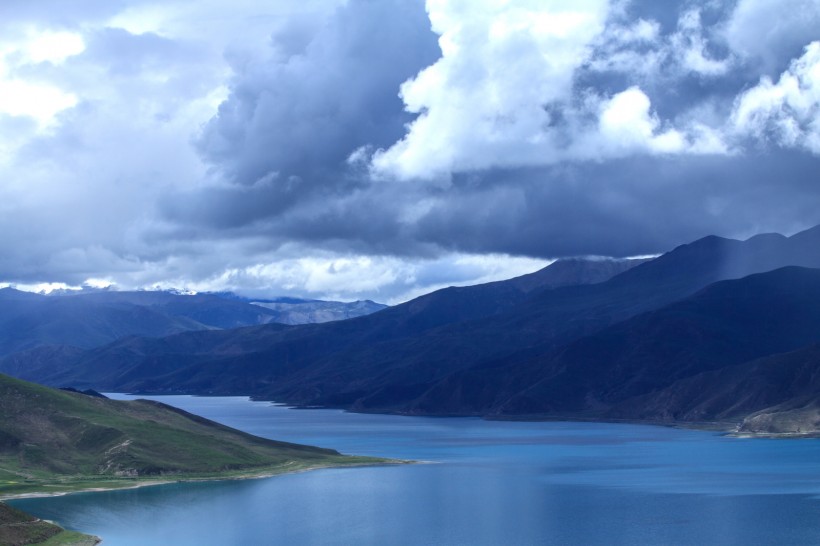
[0,256,644,393]
[3,226,820,433]
[0,289,386,357]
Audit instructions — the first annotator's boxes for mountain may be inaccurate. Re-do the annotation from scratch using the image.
[0,288,201,356]
[65,290,284,329]
[454,266,820,419]
[506,257,653,292]
[5,225,820,434]
[0,373,382,499]
[249,299,388,325]
[0,289,276,357]
[0,289,388,358]
[0,257,646,395]
[607,342,820,433]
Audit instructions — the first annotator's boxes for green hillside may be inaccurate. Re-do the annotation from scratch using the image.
[0,502,99,545]
[0,374,387,498]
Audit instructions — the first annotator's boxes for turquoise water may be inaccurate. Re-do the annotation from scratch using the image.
[12,395,820,545]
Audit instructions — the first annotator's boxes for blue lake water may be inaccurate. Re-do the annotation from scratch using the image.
[11,394,820,545]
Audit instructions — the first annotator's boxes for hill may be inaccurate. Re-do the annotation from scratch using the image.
[0,373,385,499]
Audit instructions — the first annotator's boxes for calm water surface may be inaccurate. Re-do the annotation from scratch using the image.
[12,394,820,545]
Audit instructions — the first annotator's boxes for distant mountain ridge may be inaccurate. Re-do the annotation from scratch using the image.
[0,288,209,356]
[0,288,388,357]
[249,299,387,325]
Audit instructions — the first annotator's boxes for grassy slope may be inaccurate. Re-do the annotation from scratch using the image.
[0,373,388,498]
[0,502,99,545]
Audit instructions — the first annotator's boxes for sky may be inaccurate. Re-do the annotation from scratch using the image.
[0,0,819,304]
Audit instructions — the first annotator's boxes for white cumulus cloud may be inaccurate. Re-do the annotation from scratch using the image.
[732,41,820,153]
[597,86,686,153]
[371,0,610,180]
[372,0,731,182]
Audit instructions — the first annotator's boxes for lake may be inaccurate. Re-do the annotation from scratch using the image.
[12,394,820,545]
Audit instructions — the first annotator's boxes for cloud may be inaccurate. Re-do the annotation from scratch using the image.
[732,41,820,154]
[370,0,610,180]
[196,0,440,186]
[0,29,85,125]
[725,0,820,75]
[131,247,549,304]
[370,0,737,182]
[0,3,277,285]
[672,8,731,77]
[0,0,819,303]
[596,86,686,153]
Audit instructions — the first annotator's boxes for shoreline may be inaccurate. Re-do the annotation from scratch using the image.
[113,393,820,440]
[0,459,410,502]
[488,415,820,439]
[343,408,820,440]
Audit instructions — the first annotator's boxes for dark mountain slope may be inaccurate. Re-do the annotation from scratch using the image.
[482,267,820,417]
[266,226,820,410]
[505,227,820,341]
[0,322,298,387]
[507,257,650,292]
[316,256,645,339]
[607,343,820,429]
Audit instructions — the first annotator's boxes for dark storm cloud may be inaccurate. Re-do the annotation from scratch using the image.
[158,150,820,262]
[413,152,820,258]
[157,0,442,254]
[155,179,434,257]
[195,0,440,187]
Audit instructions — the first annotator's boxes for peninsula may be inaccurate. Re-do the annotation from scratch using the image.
[0,373,390,500]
